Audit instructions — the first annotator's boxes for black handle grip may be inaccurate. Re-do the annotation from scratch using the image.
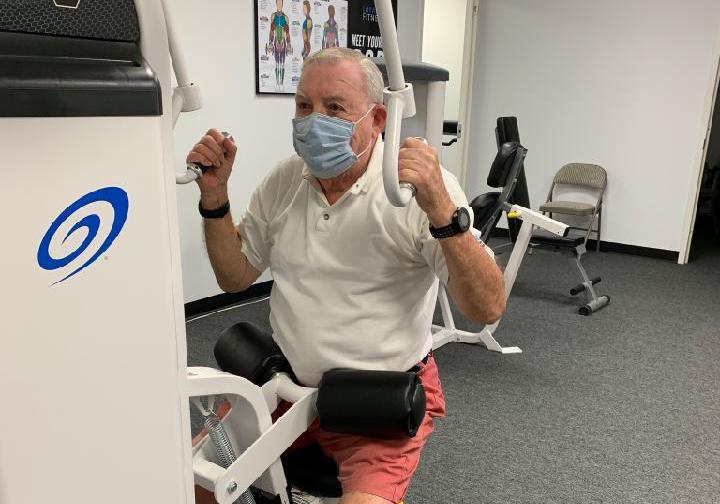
[194,163,211,174]
[190,131,233,174]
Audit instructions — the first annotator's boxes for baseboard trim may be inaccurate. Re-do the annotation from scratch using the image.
[588,240,679,261]
[184,281,273,318]
[487,228,679,261]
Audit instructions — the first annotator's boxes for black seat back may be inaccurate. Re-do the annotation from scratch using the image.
[487,141,521,188]
[495,117,530,240]
[471,140,527,239]
[0,1,161,118]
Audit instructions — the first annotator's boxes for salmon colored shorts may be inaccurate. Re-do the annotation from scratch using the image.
[274,355,446,503]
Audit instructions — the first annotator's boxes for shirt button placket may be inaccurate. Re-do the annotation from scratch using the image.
[317,211,331,231]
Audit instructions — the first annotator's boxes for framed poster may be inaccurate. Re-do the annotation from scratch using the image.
[255,0,349,95]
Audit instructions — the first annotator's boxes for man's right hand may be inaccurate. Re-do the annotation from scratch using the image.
[186,128,237,206]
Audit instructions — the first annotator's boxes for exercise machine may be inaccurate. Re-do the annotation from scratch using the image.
[489,120,609,316]
[0,2,563,504]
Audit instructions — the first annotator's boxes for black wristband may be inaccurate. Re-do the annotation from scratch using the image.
[428,207,471,239]
[199,200,230,219]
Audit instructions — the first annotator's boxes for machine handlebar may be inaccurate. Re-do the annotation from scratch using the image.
[375,0,418,207]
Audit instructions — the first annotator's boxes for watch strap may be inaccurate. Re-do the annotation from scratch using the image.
[199,200,230,219]
[430,222,460,239]
[429,209,460,239]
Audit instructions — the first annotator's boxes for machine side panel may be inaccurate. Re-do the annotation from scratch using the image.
[0,116,189,504]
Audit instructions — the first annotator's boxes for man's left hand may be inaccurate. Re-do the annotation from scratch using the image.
[398,137,456,227]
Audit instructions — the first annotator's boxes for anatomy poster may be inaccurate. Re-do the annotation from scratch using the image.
[256,0,349,94]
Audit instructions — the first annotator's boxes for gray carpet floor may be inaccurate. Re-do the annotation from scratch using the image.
[185,229,720,504]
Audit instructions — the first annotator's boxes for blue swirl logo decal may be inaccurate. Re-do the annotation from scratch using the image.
[37,187,129,284]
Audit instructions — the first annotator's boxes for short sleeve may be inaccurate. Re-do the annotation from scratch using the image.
[235,157,301,273]
[236,186,270,273]
[416,169,495,286]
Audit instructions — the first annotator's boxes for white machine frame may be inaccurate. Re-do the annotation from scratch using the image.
[189,367,319,504]
[187,207,571,502]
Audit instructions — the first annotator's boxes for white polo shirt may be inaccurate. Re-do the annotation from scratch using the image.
[237,138,490,386]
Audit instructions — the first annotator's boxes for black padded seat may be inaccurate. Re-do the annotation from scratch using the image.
[282,443,342,498]
[531,230,585,248]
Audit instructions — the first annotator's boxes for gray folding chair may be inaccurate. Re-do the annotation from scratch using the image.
[540,163,607,251]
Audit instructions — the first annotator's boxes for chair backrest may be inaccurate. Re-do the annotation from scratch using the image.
[553,163,607,191]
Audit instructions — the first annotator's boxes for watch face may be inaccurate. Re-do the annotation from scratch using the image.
[457,207,471,231]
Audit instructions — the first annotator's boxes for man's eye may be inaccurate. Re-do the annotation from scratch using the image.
[297,103,310,110]
[328,103,344,112]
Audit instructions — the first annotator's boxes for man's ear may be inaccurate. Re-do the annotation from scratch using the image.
[372,104,387,133]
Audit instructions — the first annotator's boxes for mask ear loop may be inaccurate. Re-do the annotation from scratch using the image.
[355,139,373,159]
[353,105,376,127]
[352,105,378,159]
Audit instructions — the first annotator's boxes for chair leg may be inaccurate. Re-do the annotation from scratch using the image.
[571,246,609,315]
[596,209,602,252]
[582,214,594,249]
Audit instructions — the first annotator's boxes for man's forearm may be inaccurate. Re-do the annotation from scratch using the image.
[440,231,505,324]
[201,193,256,293]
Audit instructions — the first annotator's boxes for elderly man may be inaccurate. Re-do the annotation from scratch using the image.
[190,48,504,504]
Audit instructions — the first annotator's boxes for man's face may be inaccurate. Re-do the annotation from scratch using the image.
[295,60,386,158]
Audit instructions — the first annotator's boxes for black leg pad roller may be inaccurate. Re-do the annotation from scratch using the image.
[214,322,292,386]
[316,369,426,439]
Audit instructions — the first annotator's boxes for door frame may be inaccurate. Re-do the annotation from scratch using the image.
[456,0,481,189]
[679,35,720,264]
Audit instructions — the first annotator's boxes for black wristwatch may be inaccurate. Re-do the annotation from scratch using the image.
[429,207,471,239]
[198,200,230,219]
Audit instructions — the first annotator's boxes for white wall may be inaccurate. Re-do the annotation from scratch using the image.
[422,0,465,122]
[397,0,424,62]
[421,0,467,178]
[465,0,720,251]
[173,0,426,303]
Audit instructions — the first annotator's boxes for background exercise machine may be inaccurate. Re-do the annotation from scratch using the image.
[492,118,610,315]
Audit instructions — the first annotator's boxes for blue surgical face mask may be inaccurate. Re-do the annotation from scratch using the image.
[292,106,374,179]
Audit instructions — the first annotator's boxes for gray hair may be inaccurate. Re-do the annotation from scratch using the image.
[300,48,385,105]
